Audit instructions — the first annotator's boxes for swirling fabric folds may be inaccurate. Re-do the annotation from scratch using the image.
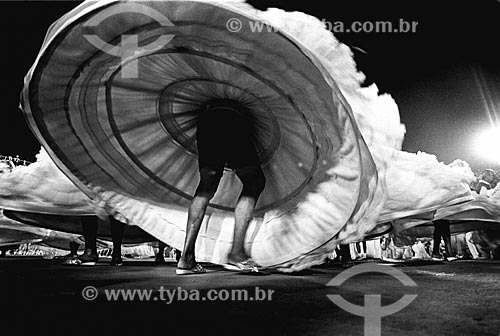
[22,0,387,270]
[0,210,82,250]
[0,149,154,244]
[19,0,500,268]
[0,149,97,216]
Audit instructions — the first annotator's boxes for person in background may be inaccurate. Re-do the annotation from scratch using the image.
[431,219,456,261]
[464,169,497,259]
[339,244,354,268]
[412,238,431,260]
[452,233,471,259]
[59,241,80,264]
[155,240,181,264]
[66,216,125,266]
[355,241,367,260]
[156,240,168,264]
[474,169,496,195]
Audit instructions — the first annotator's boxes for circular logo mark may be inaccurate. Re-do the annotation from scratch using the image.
[82,286,99,301]
[226,18,243,32]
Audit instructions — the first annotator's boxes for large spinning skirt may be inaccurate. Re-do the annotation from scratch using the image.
[0,149,155,244]
[390,178,500,248]
[0,210,83,250]
[3,210,155,245]
[21,0,392,271]
[366,150,492,246]
[384,152,500,242]
[378,150,475,224]
[0,149,97,215]
[394,191,500,240]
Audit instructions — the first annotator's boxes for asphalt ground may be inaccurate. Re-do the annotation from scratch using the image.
[1,257,499,336]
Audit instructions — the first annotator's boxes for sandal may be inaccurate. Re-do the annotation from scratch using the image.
[62,257,81,265]
[223,259,261,273]
[78,253,99,266]
[176,263,206,275]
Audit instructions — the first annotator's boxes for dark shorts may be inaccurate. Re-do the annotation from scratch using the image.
[194,100,265,198]
[195,165,266,199]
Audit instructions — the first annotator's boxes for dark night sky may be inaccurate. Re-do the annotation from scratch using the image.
[1,0,499,172]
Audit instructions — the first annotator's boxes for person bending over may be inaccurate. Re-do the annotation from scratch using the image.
[176,99,266,275]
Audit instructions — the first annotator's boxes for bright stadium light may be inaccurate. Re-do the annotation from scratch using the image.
[475,127,500,165]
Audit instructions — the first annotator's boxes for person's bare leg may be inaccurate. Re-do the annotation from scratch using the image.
[110,217,125,256]
[226,166,265,266]
[81,216,98,256]
[156,240,167,263]
[340,244,354,268]
[443,234,453,257]
[432,222,443,257]
[177,195,211,269]
[227,195,257,263]
[69,242,79,256]
[79,216,99,265]
[110,216,125,266]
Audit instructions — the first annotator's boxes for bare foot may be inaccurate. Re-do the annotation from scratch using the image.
[177,252,196,269]
[227,252,251,264]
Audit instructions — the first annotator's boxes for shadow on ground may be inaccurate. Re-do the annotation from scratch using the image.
[1,257,499,335]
